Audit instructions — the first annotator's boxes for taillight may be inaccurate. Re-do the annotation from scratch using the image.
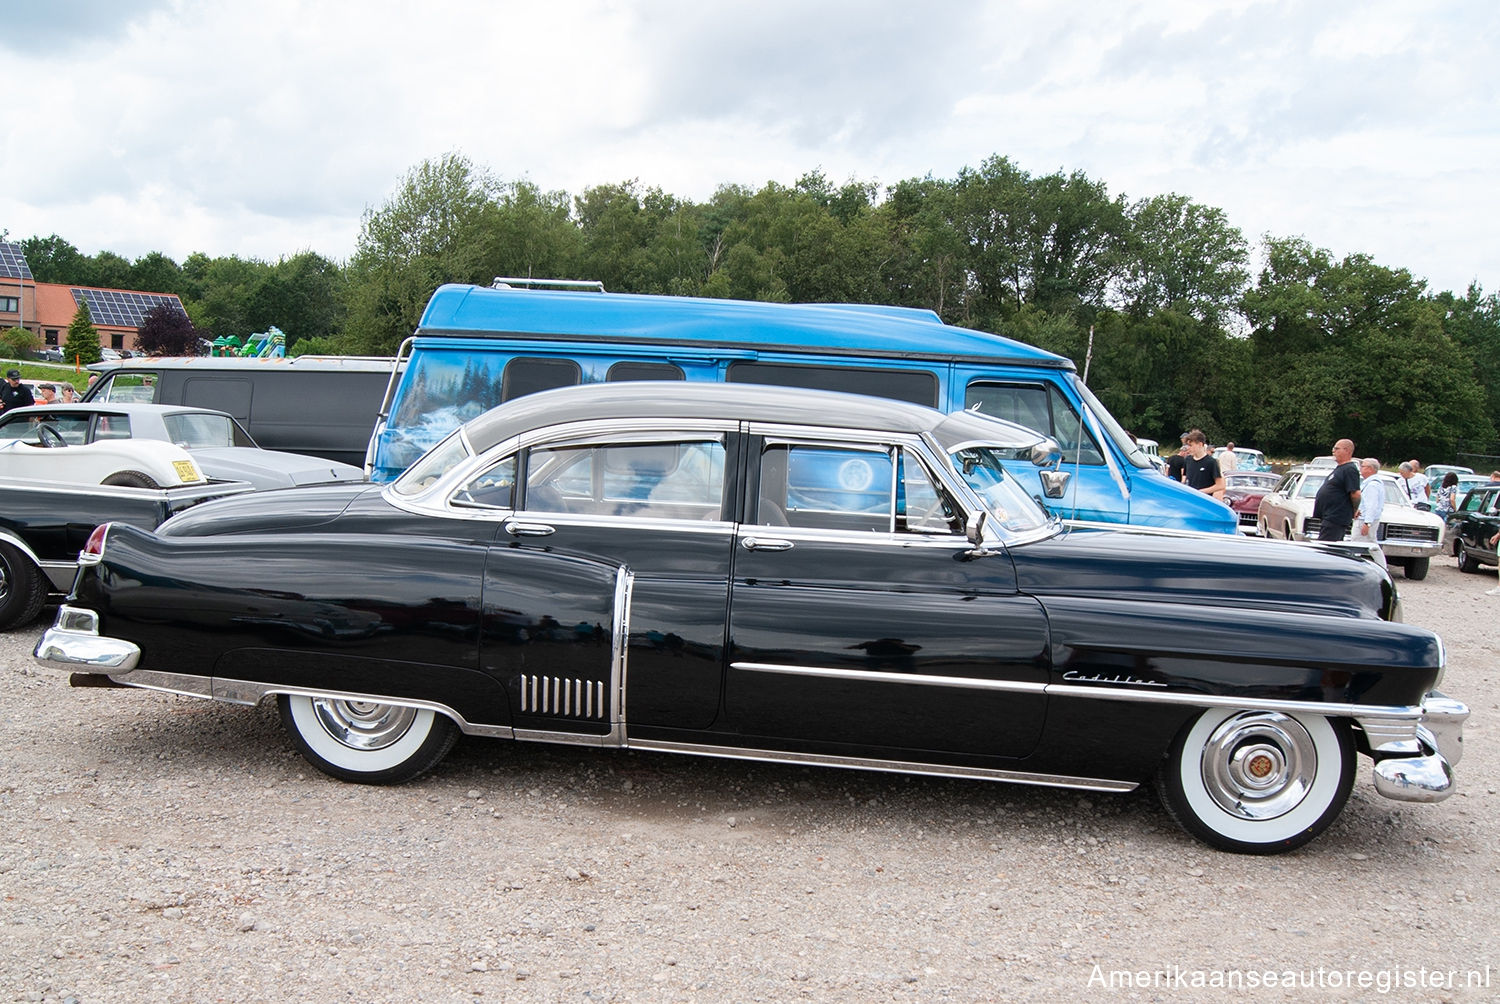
[84,523,111,558]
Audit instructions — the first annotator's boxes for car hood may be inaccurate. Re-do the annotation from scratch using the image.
[1010,525,1395,620]
[188,447,365,490]
[158,482,382,536]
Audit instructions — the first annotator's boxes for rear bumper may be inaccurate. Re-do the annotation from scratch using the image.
[33,606,140,672]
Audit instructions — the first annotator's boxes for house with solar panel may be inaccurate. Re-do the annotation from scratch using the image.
[0,239,188,356]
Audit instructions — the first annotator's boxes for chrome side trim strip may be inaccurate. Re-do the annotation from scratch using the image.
[731,661,1048,694]
[733,661,1427,722]
[627,739,1137,792]
[209,677,515,739]
[1046,683,1422,721]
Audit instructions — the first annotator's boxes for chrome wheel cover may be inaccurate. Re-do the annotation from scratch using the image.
[1199,711,1317,820]
[310,699,419,752]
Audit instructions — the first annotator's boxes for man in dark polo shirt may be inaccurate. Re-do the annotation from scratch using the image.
[1312,438,1361,541]
[0,369,35,414]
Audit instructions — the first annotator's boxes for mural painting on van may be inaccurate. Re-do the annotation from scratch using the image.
[367,281,1236,534]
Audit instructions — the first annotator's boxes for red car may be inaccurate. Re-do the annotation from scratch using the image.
[1223,471,1282,534]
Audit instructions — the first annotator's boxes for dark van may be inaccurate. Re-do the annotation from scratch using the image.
[83,356,394,467]
[367,280,1236,533]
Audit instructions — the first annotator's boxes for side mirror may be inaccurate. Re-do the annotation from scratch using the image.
[965,509,986,546]
[1029,438,1062,468]
[1039,469,1070,499]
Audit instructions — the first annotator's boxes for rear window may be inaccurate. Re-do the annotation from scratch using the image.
[726,362,937,407]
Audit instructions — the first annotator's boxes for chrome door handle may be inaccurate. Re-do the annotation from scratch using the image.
[504,519,556,537]
[741,536,793,551]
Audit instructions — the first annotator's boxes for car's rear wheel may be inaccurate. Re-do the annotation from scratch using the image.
[1156,708,1354,854]
[1284,520,1294,540]
[1404,557,1430,581]
[101,470,160,488]
[278,694,459,784]
[0,542,47,632]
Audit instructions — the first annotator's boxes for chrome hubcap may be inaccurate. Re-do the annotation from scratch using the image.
[311,699,418,751]
[1200,712,1316,820]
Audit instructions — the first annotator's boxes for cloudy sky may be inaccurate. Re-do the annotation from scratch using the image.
[4,0,1496,295]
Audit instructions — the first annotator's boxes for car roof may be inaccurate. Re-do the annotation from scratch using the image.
[418,283,1073,370]
[0,402,235,420]
[85,355,394,374]
[460,381,1047,455]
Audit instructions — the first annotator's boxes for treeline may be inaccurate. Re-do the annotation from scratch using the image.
[18,152,1500,461]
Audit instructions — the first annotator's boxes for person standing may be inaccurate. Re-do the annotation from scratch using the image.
[1353,458,1385,541]
[1489,529,1500,596]
[1397,462,1431,509]
[1312,439,1361,541]
[1408,460,1430,502]
[1165,439,1189,483]
[0,370,35,414]
[1432,472,1460,520]
[1220,442,1240,473]
[1182,430,1225,497]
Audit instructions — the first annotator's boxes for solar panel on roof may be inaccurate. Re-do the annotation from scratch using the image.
[70,288,185,327]
[0,242,33,281]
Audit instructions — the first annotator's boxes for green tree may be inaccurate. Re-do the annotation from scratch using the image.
[343,153,503,354]
[18,234,88,284]
[1119,194,1249,324]
[0,326,40,360]
[65,302,102,366]
[1242,238,1492,457]
[129,251,186,297]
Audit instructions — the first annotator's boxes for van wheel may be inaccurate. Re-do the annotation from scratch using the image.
[0,542,47,632]
[101,470,160,488]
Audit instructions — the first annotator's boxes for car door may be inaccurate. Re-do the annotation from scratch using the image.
[457,424,740,734]
[724,429,1050,760]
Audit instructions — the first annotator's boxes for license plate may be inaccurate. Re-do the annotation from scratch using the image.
[173,460,203,483]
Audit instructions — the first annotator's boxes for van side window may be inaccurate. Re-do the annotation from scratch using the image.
[965,382,1104,465]
[93,373,157,404]
[607,361,685,382]
[727,362,938,407]
[502,358,582,402]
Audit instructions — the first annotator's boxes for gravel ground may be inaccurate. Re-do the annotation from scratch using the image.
[2,558,1497,1003]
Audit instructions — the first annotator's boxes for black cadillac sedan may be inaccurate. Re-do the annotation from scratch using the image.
[36,383,1467,854]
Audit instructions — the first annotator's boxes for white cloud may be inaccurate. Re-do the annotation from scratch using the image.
[2,0,1495,295]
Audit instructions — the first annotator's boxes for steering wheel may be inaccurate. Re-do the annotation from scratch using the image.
[35,424,67,449]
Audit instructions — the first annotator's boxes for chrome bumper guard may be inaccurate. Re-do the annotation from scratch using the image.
[33,606,141,673]
[1368,691,1469,804]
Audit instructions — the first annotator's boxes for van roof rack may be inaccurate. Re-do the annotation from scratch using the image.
[491,277,606,292]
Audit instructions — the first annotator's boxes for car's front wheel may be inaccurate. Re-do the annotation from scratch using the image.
[1404,557,1430,581]
[1457,547,1479,573]
[278,694,459,784]
[1156,708,1354,854]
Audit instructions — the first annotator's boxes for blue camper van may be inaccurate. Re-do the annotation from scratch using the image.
[367,279,1235,533]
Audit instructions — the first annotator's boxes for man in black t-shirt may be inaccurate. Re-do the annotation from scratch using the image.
[1181,429,1224,496]
[1312,438,1361,541]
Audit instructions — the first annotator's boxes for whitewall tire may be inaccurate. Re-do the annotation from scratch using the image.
[278,694,459,784]
[1156,708,1354,854]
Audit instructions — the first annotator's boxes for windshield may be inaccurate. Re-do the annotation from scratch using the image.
[944,444,1051,534]
[1070,376,1152,470]
[391,429,473,496]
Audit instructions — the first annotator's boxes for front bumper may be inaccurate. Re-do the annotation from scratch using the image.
[1378,538,1443,560]
[1365,691,1469,803]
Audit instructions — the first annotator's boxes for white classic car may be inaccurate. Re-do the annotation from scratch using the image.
[1256,467,1445,579]
[0,404,364,490]
[0,431,205,488]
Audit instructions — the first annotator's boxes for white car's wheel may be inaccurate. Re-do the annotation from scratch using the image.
[278,694,458,784]
[1156,708,1353,854]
